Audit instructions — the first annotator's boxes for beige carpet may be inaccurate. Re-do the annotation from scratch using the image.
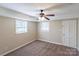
[5,40,78,56]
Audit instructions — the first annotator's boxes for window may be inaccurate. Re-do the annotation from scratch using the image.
[41,22,49,31]
[16,20,27,34]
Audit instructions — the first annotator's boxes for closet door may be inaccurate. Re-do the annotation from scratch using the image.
[62,20,76,48]
[62,20,70,47]
[69,20,76,48]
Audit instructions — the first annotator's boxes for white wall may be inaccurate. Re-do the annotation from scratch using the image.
[38,21,63,45]
[49,21,63,45]
[0,16,37,55]
[38,19,77,48]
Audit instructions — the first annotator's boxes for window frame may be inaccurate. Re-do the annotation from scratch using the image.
[41,22,49,32]
[16,20,28,34]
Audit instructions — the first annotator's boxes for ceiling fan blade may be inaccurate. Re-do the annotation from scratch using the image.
[44,16,50,20]
[46,14,55,16]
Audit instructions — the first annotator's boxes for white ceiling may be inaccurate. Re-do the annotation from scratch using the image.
[0,3,79,22]
[0,3,73,18]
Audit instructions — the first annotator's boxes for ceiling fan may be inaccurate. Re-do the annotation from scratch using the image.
[39,10,55,20]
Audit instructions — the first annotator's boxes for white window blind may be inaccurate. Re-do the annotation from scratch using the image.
[16,20,27,34]
[41,22,49,31]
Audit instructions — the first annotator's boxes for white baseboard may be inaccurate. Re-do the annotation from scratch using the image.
[38,39,76,48]
[38,39,63,45]
[0,39,36,56]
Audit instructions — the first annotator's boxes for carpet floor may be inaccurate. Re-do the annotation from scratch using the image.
[5,40,78,56]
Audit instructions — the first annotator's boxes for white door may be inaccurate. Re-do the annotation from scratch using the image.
[62,20,76,48]
[69,20,76,48]
[62,21,70,47]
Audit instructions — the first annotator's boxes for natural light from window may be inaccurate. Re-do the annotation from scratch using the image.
[41,22,49,32]
[16,20,27,34]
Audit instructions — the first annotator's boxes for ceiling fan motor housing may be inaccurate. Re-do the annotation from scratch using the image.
[40,13,44,17]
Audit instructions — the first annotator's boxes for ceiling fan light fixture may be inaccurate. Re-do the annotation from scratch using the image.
[38,17,45,21]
